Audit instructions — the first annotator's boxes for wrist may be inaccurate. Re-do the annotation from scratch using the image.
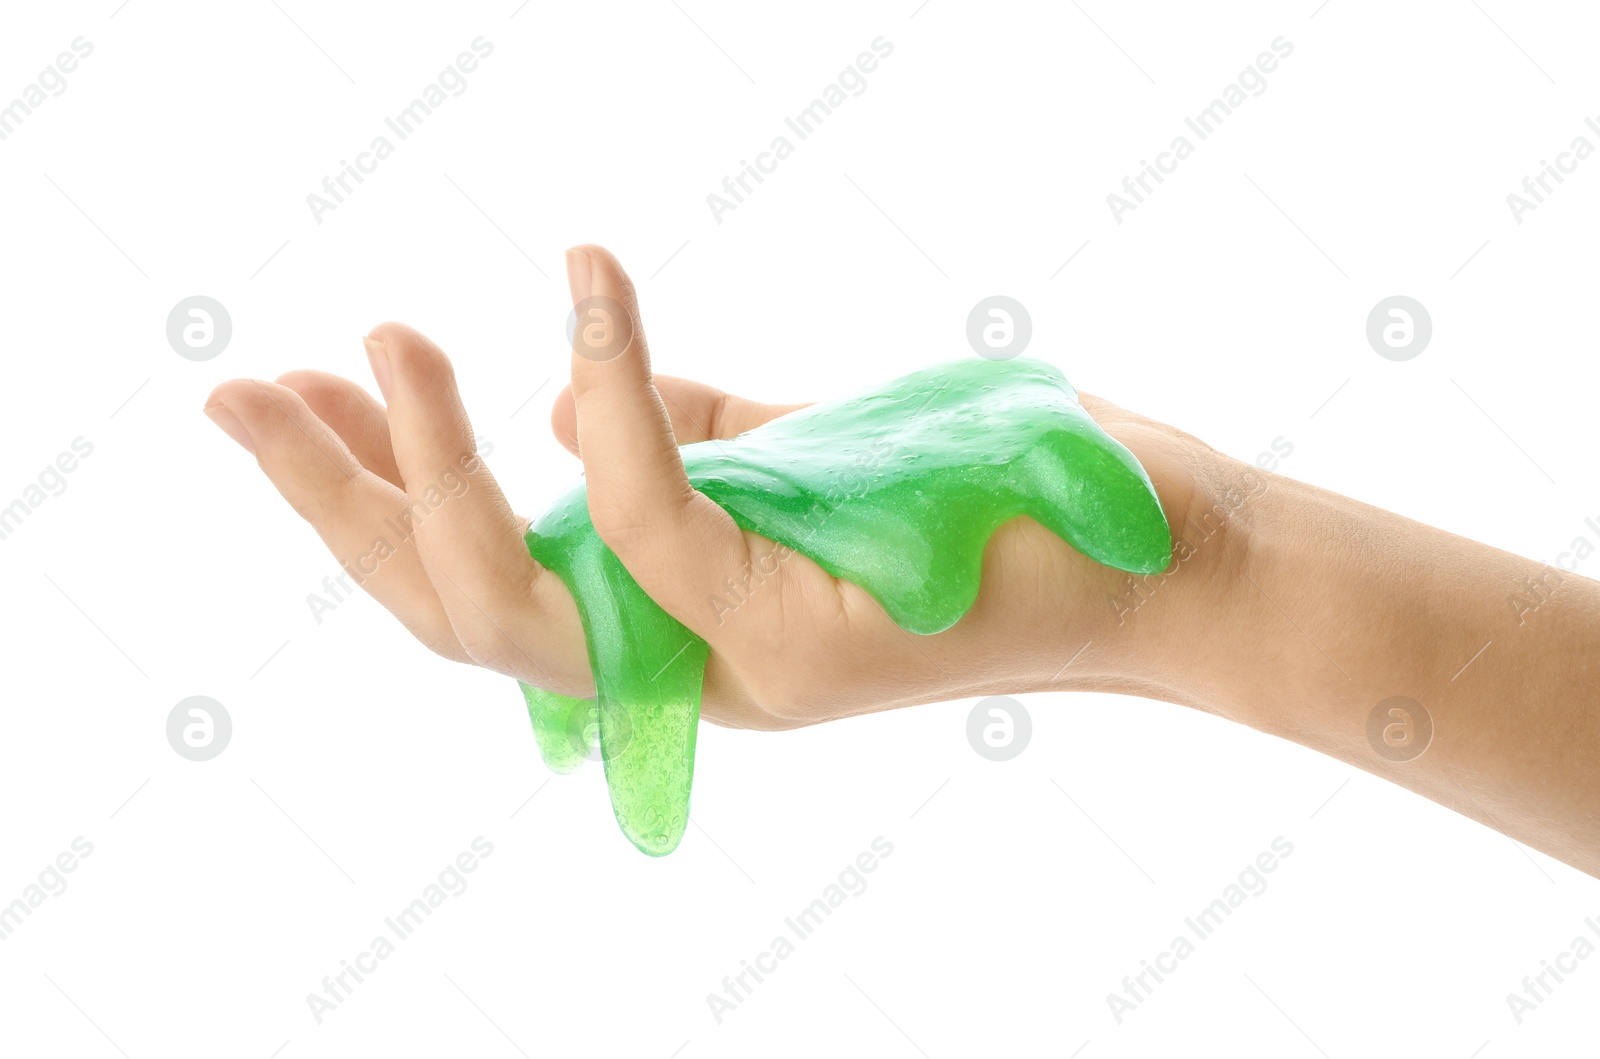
[1016,418,1257,712]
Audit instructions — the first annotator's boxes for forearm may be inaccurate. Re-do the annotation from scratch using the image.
[1187,465,1600,874]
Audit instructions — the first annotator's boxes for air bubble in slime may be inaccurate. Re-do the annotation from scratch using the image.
[518,357,1171,855]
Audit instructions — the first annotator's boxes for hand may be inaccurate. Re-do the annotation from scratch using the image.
[203,245,1600,876]
[203,246,1240,731]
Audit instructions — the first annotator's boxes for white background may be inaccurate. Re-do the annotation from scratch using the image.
[1,0,1597,1055]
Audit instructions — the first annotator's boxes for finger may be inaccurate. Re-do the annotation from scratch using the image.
[563,244,752,642]
[202,378,467,661]
[550,375,807,457]
[365,322,585,686]
[275,369,403,488]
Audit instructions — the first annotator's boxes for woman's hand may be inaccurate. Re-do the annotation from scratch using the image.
[203,246,1240,732]
[204,243,1600,874]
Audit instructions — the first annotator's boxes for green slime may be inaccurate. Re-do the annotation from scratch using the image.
[519,357,1171,856]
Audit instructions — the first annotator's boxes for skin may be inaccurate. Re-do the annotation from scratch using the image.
[204,245,1600,878]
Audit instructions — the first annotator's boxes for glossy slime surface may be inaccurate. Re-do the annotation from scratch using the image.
[519,358,1171,855]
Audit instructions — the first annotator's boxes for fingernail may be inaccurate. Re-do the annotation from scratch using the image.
[364,335,391,401]
[204,404,256,455]
[565,247,592,305]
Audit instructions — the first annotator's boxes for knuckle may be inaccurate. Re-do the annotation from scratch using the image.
[422,634,474,666]
[273,369,335,402]
[281,371,371,422]
[227,382,280,422]
[707,391,731,440]
[587,504,653,558]
[458,633,518,674]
